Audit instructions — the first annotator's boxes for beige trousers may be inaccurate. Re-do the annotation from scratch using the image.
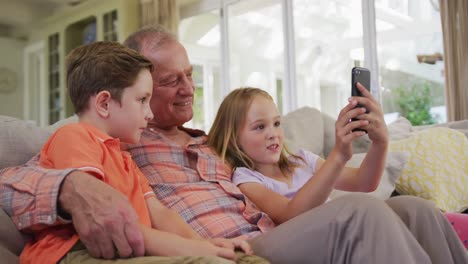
[60,243,269,264]
[249,194,468,264]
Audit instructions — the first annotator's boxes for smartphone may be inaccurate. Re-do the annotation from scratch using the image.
[351,67,370,132]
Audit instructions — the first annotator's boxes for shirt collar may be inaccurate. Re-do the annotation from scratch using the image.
[79,121,120,145]
[145,126,207,146]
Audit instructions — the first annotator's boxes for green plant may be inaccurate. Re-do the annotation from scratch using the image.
[193,86,204,126]
[393,82,436,126]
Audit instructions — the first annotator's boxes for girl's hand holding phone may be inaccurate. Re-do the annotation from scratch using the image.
[333,97,368,163]
[352,83,388,146]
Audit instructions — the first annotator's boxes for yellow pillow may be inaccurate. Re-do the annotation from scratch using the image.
[389,127,468,212]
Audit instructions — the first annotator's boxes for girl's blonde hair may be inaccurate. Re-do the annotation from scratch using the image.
[207,87,304,175]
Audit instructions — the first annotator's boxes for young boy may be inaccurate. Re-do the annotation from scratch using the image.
[19,41,251,264]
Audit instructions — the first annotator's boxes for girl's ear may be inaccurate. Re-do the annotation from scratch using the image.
[95,91,112,118]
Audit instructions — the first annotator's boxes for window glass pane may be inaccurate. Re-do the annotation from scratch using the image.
[179,11,222,130]
[227,0,284,111]
[293,0,363,118]
[192,64,204,129]
[376,0,445,125]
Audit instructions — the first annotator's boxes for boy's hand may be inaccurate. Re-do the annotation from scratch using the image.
[183,239,237,260]
[209,238,253,255]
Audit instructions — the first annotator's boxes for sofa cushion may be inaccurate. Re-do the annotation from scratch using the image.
[0,115,78,170]
[45,115,78,133]
[321,111,336,158]
[413,119,468,138]
[282,107,324,157]
[390,127,468,212]
[0,209,28,257]
[387,117,414,141]
[445,212,468,249]
[0,116,51,170]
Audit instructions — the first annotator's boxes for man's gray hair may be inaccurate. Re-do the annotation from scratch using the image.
[123,24,177,53]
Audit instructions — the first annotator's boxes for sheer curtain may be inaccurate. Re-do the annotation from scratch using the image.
[439,0,468,121]
[140,0,180,34]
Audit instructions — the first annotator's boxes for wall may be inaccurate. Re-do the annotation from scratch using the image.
[0,37,25,119]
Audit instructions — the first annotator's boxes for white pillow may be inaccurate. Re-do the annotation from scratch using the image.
[329,151,410,200]
[387,117,413,141]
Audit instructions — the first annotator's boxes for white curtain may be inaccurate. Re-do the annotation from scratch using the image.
[439,0,468,121]
[140,0,180,35]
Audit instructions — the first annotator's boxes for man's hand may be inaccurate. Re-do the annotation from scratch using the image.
[59,171,144,259]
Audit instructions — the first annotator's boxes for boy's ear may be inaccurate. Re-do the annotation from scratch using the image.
[95,91,112,118]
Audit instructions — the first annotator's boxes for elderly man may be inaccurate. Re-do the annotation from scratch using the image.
[1,25,467,264]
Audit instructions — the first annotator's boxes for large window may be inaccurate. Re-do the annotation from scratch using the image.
[179,0,446,130]
[376,0,445,124]
[179,11,222,130]
[227,0,285,112]
[293,0,363,117]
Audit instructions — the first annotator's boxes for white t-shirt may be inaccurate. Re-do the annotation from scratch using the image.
[232,149,320,200]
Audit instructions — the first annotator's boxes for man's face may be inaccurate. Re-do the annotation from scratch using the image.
[141,41,195,130]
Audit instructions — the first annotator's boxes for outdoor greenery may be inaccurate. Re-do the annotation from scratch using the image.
[193,87,204,126]
[192,65,204,129]
[393,82,436,126]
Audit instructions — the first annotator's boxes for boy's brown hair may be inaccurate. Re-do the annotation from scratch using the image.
[66,41,153,115]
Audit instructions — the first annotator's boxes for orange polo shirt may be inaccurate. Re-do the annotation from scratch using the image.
[20,122,155,264]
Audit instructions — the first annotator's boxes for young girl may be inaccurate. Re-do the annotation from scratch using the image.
[208,85,389,224]
[207,87,468,263]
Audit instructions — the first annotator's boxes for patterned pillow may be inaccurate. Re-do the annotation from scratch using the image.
[389,127,468,212]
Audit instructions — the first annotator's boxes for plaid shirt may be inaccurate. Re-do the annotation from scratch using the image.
[0,155,74,231]
[0,127,275,238]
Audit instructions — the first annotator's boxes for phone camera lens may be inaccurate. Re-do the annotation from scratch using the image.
[357,70,360,74]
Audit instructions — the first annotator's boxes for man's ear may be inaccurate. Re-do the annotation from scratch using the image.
[95,91,112,118]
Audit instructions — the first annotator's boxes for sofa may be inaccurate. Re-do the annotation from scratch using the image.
[1,107,467,262]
